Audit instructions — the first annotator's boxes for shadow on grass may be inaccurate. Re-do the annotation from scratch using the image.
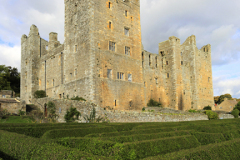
[0,150,18,160]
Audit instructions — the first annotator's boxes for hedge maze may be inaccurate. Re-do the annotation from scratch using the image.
[1,119,240,159]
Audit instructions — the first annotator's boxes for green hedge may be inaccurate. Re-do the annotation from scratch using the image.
[42,126,117,139]
[99,130,192,143]
[58,135,200,159]
[143,138,240,160]
[0,125,101,138]
[0,130,110,160]
[191,132,226,145]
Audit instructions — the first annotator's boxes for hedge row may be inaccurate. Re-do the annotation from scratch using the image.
[0,125,102,138]
[99,130,192,143]
[191,132,226,145]
[57,135,200,159]
[42,126,117,139]
[0,130,110,160]
[143,138,240,160]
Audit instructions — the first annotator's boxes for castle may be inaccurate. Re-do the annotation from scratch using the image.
[21,0,214,111]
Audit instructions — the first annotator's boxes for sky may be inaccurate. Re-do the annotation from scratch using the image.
[0,0,239,98]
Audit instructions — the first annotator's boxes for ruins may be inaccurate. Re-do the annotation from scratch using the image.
[21,0,214,111]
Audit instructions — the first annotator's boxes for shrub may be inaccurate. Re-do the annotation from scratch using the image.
[147,99,161,107]
[47,101,58,121]
[18,110,25,116]
[233,101,240,112]
[34,90,46,98]
[231,109,239,118]
[0,109,9,119]
[142,107,145,111]
[203,105,212,110]
[205,110,218,120]
[188,109,200,113]
[71,96,86,101]
[84,107,104,123]
[64,106,81,123]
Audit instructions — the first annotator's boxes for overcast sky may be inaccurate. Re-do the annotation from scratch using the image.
[0,0,239,98]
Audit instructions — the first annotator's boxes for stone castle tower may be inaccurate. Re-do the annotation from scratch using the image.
[21,0,214,111]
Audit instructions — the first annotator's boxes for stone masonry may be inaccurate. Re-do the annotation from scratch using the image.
[21,0,214,111]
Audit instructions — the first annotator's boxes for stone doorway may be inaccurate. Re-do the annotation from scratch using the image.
[44,103,47,118]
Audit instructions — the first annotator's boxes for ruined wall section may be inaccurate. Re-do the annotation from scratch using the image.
[92,0,144,110]
[21,25,42,103]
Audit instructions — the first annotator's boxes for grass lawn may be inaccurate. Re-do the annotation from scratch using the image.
[0,116,32,123]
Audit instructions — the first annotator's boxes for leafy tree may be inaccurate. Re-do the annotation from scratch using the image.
[47,101,58,120]
[203,105,212,110]
[231,109,239,118]
[233,101,240,112]
[64,106,81,123]
[217,93,233,105]
[214,96,220,104]
[0,65,20,94]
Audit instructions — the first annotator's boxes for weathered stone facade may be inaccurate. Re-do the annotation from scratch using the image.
[0,90,15,98]
[0,98,26,114]
[214,98,238,112]
[21,0,214,111]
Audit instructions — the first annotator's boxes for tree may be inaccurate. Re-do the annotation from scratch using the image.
[216,93,233,105]
[64,106,81,123]
[234,101,240,111]
[214,96,220,104]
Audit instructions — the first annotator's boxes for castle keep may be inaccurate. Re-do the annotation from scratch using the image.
[21,0,214,111]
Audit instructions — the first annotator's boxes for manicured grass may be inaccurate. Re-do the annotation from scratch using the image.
[0,116,32,123]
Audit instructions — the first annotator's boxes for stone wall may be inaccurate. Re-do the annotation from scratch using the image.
[33,98,209,123]
[0,99,26,114]
[215,98,238,112]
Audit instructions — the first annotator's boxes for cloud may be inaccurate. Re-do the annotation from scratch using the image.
[0,45,21,69]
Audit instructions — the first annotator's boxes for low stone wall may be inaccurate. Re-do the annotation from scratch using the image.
[219,113,234,119]
[0,98,26,114]
[32,98,209,123]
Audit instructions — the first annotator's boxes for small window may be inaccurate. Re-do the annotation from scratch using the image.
[70,73,72,77]
[159,98,161,102]
[124,27,129,36]
[59,107,61,113]
[125,46,130,55]
[181,52,183,56]
[75,69,77,76]
[46,45,48,50]
[107,69,112,79]
[144,82,146,87]
[181,61,183,65]
[166,61,168,65]
[117,72,124,80]
[2,95,6,98]
[230,106,232,108]
[160,51,164,56]
[128,74,132,82]
[167,73,169,78]
[109,41,116,51]
[115,100,117,106]
[75,45,78,52]
[155,78,158,84]
[108,21,112,29]
[53,79,54,86]
[220,107,222,109]
[25,60,28,65]
[149,55,151,66]
[208,77,210,82]
[125,10,128,17]
[59,94,62,99]
[108,2,112,9]
[155,57,158,68]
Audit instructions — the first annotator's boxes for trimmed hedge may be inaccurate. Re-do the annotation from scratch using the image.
[42,126,117,139]
[99,130,192,143]
[191,132,226,145]
[58,135,200,159]
[143,138,240,160]
[0,130,110,160]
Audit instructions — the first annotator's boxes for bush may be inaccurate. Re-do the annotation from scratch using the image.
[147,99,161,107]
[203,105,212,110]
[47,101,58,121]
[0,109,9,119]
[71,96,86,101]
[34,90,46,98]
[64,106,81,123]
[18,110,25,116]
[233,101,240,111]
[205,110,218,120]
[231,109,239,118]
[188,109,201,113]
[142,107,145,111]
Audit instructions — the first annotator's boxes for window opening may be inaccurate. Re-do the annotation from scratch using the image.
[109,21,112,29]
[181,61,183,65]
[144,82,146,87]
[125,10,128,17]
[125,46,130,55]
[75,69,77,76]
[46,45,48,50]
[59,94,62,99]
[155,56,157,68]
[2,95,6,98]
[115,100,117,106]
[159,98,161,102]
[117,72,124,80]
[155,78,158,84]
[53,79,54,86]
[208,77,210,82]
[128,74,132,82]
[181,52,183,56]
[160,51,164,56]
[166,61,168,65]
[167,73,169,78]
[109,41,116,51]
[108,2,112,9]
[124,27,129,36]
[75,45,78,52]
[59,107,61,113]
[107,69,112,79]
[149,55,151,66]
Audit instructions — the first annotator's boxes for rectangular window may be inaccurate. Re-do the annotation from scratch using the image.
[115,100,117,106]
[108,2,112,9]
[46,45,48,50]
[70,73,72,77]
[75,69,77,76]
[125,46,130,55]
[109,21,112,29]
[109,41,116,51]
[124,27,129,36]
[125,10,128,17]
[181,61,183,65]
[208,77,210,82]
[166,61,168,65]
[59,94,62,99]
[128,74,132,82]
[155,78,158,84]
[107,69,112,79]
[117,72,124,80]
[167,73,169,78]
[2,95,6,98]
[53,79,54,86]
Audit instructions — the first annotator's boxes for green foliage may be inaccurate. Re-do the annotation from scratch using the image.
[188,109,201,113]
[231,109,239,118]
[205,110,218,120]
[216,93,233,105]
[34,90,46,98]
[64,106,81,123]
[47,101,58,121]
[142,107,145,111]
[0,109,9,119]
[147,99,162,107]
[84,107,104,123]
[234,101,240,111]
[71,96,86,101]
[203,105,212,110]
[19,110,25,116]
[0,65,20,94]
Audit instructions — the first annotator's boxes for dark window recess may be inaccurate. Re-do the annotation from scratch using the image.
[181,61,183,65]
[115,100,117,106]
[167,73,169,78]
[166,61,168,65]
[109,41,116,51]
[109,21,112,29]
